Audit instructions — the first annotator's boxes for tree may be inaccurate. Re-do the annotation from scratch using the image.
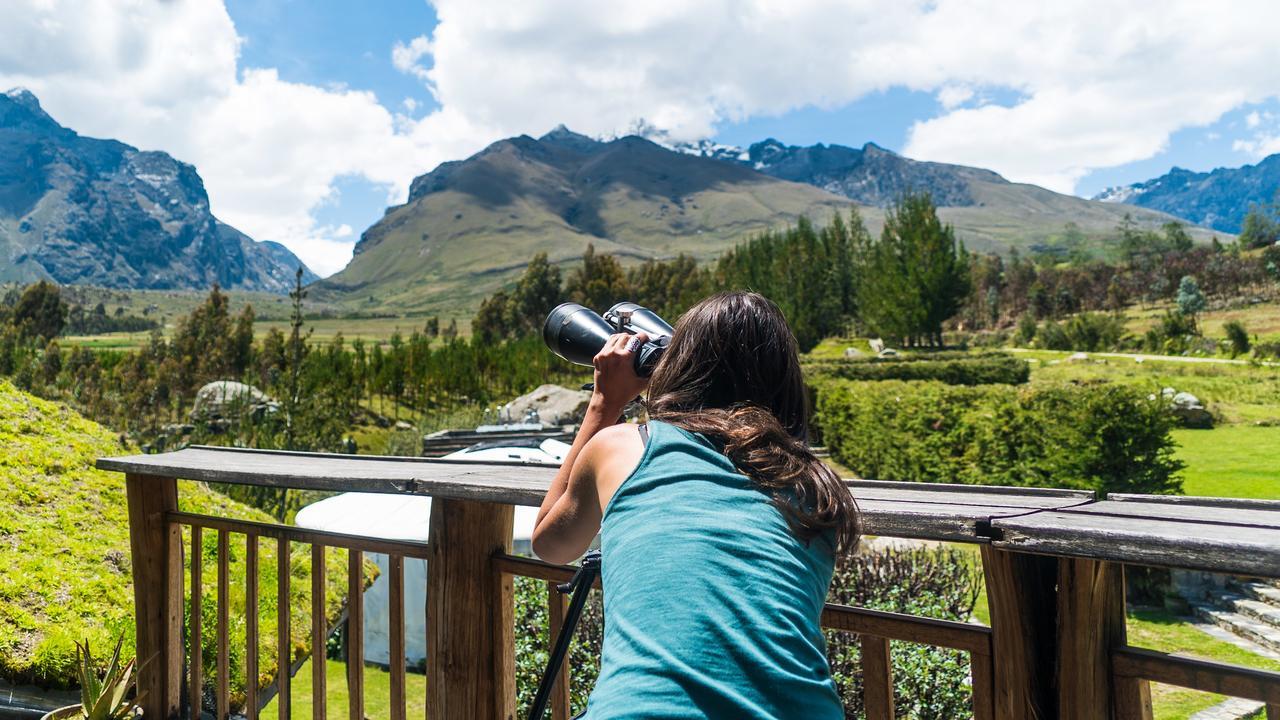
[1176,275,1207,323]
[472,290,513,344]
[565,243,629,310]
[284,268,312,450]
[1223,320,1250,358]
[507,252,563,335]
[1240,196,1280,249]
[12,280,67,341]
[1163,222,1194,253]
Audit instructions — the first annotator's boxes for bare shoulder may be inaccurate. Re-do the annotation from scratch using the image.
[581,423,647,513]
[584,422,646,455]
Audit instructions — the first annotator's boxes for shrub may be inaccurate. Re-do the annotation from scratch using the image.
[814,379,1184,495]
[1035,312,1128,352]
[1143,311,1199,355]
[804,353,1030,386]
[1223,321,1251,358]
[514,576,603,717]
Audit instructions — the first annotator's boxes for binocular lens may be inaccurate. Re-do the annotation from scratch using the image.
[543,301,672,377]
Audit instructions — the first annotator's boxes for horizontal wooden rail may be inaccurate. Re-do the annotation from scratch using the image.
[170,511,431,559]
[1114,646,1280,706]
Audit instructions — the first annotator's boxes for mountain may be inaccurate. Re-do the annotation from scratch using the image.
[0,88,316,293]
[316,127,1214,317]
[1092,155,1280,233]
[313,127,850,315]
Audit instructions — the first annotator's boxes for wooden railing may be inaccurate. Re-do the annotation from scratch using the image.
[101,445,1280,720]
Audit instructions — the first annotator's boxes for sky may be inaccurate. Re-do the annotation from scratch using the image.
[3,0,1280,277]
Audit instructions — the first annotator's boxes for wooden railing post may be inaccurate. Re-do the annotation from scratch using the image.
[427,499,516,720]
[980,546,1059,720]
[1058,558,1128,720]
[125,473,182,720]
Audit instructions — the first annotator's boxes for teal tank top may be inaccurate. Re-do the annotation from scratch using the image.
[585,419,843,719]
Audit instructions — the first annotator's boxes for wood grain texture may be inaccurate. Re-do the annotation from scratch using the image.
[971,651,996,720]
[860,634,894,720]
[169,511,431,559]
[981,546,1059,720]
[347,548,365,720]
[389,554,406,720]
[821,604,991,654]
[1057,559,1126,720]
[125,473,183,720]
[1113,647,1280,704]
[245,534,259,720]
[546,582,571,720]
[427,499,516,720]
[277,538,290,720]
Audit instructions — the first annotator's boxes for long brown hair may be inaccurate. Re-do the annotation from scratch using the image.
[645,291,860,554]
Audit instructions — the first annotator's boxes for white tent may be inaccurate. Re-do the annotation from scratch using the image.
[293,439,566,665]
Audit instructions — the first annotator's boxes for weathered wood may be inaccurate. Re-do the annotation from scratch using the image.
[821,604,992,654]
[1113,647,1280,704]
[427,499,516,720]
[311,544,327,720]
[1065,499,1280,530]
[217,529,230,720]
[547,582,571,720]
[981,546,1059,720]
[971,651,996,720]
[389,555,406,720]
[1109,493,1280,511]
[190,524,203,719]
[170,511,431,559]
[860,634,894,720]
[1114,674,1153,720]
[1268,703,1278,720]
[245,534,260,720]
[347,549,365,720]
[992,510,1280,577]
[492,554,597,588]
[126,473,182,720]
[277,538,290,720]
[1057,559,1126,720]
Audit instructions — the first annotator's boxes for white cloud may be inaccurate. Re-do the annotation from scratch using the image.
[5,0,1280,276]
[1247,111,1262,128]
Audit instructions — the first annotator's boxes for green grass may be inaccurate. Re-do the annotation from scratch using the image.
[260,658,427,720]
[1128,606,1280,720]
[1172,426,1280,499]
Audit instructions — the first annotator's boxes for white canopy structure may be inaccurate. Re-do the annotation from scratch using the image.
[293,438,567,665]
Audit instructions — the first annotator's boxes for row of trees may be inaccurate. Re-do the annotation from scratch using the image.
[474,194,968,350]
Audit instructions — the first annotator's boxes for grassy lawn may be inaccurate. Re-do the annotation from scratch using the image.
[1173,426,1280,500]
[261,658,427,719]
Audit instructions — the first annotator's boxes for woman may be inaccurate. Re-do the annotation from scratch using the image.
[532,291,860,719]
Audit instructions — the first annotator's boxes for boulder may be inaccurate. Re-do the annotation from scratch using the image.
[191,381,279,421]
[842,347,864,359]
[1066,351,1090,363]
[506,384,592,426]
[1165,388,1213,429]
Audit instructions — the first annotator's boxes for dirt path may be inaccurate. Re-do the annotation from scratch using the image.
[1008,348,1279,368]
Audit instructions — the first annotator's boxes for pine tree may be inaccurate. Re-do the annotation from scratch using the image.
[565,243,630,310]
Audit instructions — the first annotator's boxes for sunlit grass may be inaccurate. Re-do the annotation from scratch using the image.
[260,657,427,720]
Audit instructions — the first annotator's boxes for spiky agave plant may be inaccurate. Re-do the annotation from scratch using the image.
[74,637,142,719]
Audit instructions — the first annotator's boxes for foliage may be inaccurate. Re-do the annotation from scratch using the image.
[1223,320,1251,358]
[1239,197,1280,249]
[813,378,1184,495]
[472,253,564,343]
[74,637,139,720]
[1175,276,1207,319]
[0,380,354,697]
[855,194,970,347]
[65,303,158,336]
[1034,312,1129,352]
[1143,311,1200,355]
[825,547,981,719]
[565,243,630,312]
[804,353,1030,386]
[10,280,68,341]
[513,576,602,717]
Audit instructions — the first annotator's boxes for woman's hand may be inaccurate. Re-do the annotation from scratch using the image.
[592,332,650,414]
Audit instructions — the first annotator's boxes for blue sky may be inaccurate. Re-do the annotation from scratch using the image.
[9,1,1276,276]
[218,0,1280,267]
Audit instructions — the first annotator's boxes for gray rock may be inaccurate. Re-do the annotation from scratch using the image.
[191,381,279,421]
[842,347,864,359]
[505,384,592,426]
[1167,388,1214,428]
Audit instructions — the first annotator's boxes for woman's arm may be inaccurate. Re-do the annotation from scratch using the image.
[532,332,648,564]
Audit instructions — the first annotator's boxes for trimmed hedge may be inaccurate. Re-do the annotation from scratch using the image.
[804,353,1030,386]
[814,379,1184,495]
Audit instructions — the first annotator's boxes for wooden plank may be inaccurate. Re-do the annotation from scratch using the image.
[1114,674,1154,720]
[971,651,996,720]
[981,546,1059,720]
[245,534,259,720]
[190,524,204,719]
[1057,558,1126,720]
[547,581,571,720]
[848,477,1092,499]
[993,511,1280,577]
[1063,500,1280,530]
[170,511,431,559]
[492,554,596,588]
[389,554,406,720]
[860,634,894,720]
[1113,647,1280,704]
[217,529,230,720]
[427,499,516,720]
[347,549,365,720]
[278,538,290,720]
[125,473,182,720]
[1109,493,1280,511]
[311,545,327,720]
[821,604,991,655]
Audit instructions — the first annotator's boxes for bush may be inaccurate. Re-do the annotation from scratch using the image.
[804,353,1030,386]
[814,379,1184,495]
[1143,311,1199,355]
[514,576,603,717]
[825,547,981,718]
[1223,321,1251,358]
[1034,312,1128,352]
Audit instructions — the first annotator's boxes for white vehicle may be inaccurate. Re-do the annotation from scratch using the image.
[293,437,568,665]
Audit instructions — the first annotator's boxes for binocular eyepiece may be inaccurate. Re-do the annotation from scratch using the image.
[543,301,674,376]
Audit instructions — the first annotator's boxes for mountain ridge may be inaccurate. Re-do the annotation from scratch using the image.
[0,88,317,293]
[1092,154,1280,234]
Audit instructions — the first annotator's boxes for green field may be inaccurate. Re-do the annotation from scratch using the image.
[1172,426,1280,499]
[261,658,426,719]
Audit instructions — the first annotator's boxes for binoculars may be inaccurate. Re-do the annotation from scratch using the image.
[543,301,675,376]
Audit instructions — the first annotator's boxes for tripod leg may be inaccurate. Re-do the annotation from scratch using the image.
[528,559,600,720]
